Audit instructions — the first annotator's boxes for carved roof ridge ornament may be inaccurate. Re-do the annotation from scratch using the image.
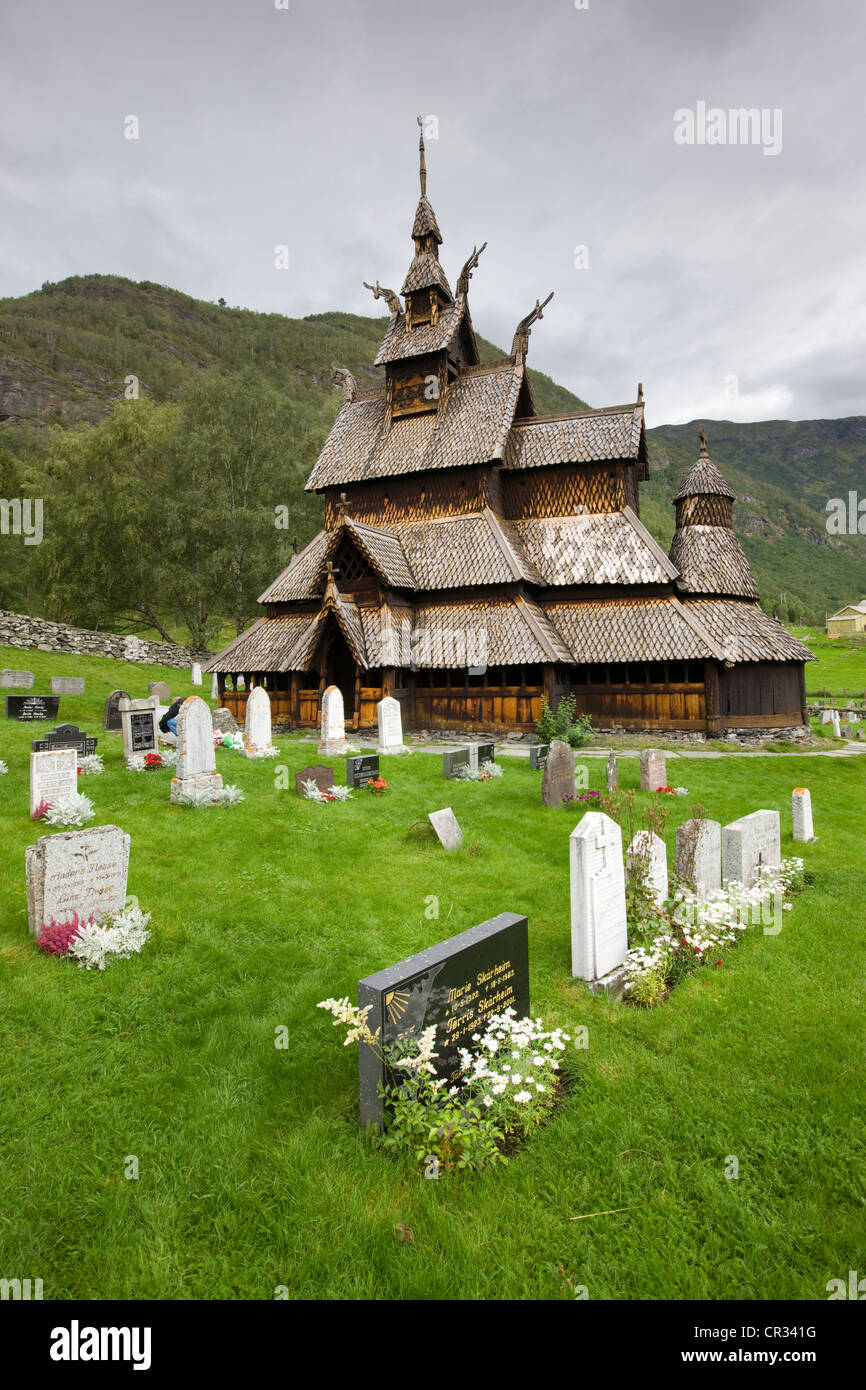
[323,560,341,611]
[363,281,403,317]
[699,423,709,457]
[511,292,554,357]
[417,114,427,197]
[330,366,357,402]
[456,241,487,297]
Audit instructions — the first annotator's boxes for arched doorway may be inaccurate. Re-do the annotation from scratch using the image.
[323,622,357,724]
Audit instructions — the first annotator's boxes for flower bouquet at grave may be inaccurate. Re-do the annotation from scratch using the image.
[32,791,96,828]
[0,760,7,775]
[174,784,245,808]
[455,760,503,783]
[77,754,104,776]
[365,777,388,795]
[656,786,688,795]
[214,731,244,751]
[143,752,163,772]
[302,778,352,804]
[36,904,152,971]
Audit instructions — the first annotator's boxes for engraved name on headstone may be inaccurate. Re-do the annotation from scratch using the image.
[26,825,131,937]
[29,748,78,817]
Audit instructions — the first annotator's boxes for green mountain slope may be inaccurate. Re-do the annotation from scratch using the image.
[1,275,864,628]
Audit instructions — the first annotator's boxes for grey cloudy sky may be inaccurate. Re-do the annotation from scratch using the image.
[2,0,865,425]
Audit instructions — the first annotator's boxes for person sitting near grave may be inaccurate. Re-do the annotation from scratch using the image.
[159,697,186,737]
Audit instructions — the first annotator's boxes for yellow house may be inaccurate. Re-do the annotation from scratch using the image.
[827,600,866,637]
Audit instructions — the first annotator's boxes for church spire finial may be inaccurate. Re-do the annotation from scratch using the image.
[699,424,708,457]
[417,115,427,196]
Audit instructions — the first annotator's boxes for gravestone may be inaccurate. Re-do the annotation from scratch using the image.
[31,723,97,757]
[29,748,78,817]
[841,722,855,739]
[859,727,866,742]
[148,682,172,703]
[606,751,619,792]
[318,684,347,756]
[627,830,668,908]
[191,663,202,686]
[529,743,549,771]
[1,669,34,689]
[639,748,667,792]
[675,818,722,897]
[831,711,841,738]
[26,824,130,937]
[243,686,276,757]
[6,694,60,722]
[357,910,530,1130]
[211,672,219,700]
[428,807,464,850]
[570,811,628,991]
[722,810,781,889]
[295,765,335,796]
[541,739,576,807]
[377,696,406,755]
[213,707,239,736]
[103,689,129,731]
[442,747,471,779]
[119,697,158,764]
[170,697,223,802]
[347,753,379,788]
[468,741,495,772]
[50,676,85,696]
[122,635,143,662]
[792,788,815,842]
[819,710,833,725]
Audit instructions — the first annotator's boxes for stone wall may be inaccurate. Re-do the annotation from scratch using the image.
[0,610,210,669]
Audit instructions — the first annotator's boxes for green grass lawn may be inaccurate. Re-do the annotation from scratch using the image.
[793,626,866,699]
[1,647,865,1300]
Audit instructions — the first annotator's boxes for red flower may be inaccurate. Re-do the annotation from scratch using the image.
[77,767,82,776]
[716,960,722,966]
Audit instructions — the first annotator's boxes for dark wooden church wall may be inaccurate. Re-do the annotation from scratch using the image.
[718,662,805,726]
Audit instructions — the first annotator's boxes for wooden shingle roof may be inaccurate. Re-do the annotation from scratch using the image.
[682,600,816,663]
[673,456,735,502]
[514,508,678,587]
[670,525,759,599]
[411,194,442,242]
[503,404,645,470]
[544,597,724,663]
[374,296,466,365]
[401,251,452,297]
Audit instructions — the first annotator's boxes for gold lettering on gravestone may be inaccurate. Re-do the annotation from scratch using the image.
[442,960,519,1079]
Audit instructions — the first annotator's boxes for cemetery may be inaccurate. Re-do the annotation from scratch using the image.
[0,640,863,1300]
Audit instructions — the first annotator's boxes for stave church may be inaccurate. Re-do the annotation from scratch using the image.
[207,126,813,738]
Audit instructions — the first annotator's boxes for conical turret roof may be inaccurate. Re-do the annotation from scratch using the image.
[669,428,757,599]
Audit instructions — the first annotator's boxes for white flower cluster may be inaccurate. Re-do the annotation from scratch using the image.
[0,760,7,775]
[624,856,804,989]
[175,784,244,808]
[43,792,95,828]
[459,1008,570,1110]
[317,996,380,1048]
[68,904,152,971]
[395,1025,439,1076]
[302,779,353,802]
[77,754,104,776]
[455,760,503,781]
[160,748,177,767]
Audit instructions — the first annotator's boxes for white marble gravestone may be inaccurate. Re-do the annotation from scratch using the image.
[50,676,85,695]
[627,830,668,908]
[428,807,464,850]
[243,686,276,757]
[29,748,78,817]
[2,669,34,689]
[639,748,667,792]
[191,663,202,686]
[211,672,219,700]
[170,696,223,801]
[819,710,833,724]
[119,696,159,766]
[318,684,347,755]
[792,788,815,842]
[722,809,781,889]
[675,818,722,897]
[26,824,130,936]
[570,811,628,988]
[377,696,405,755]
[831,710,841,738]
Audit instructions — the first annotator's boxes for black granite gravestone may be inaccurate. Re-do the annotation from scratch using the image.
[31,723,97,756]
[357,911,530,1130]
[128,711,156,753]
[475,742,495,765]
[347,754,379,788]
[529,743,549,771]
[103,689,129,731]
[442,747,471,778]
[5,695,60,722]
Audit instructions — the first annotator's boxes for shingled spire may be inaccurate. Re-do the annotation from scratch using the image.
[401,118,452,316]
[669,427,758,598]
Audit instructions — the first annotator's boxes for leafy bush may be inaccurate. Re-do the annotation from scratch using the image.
[535,694,593,748]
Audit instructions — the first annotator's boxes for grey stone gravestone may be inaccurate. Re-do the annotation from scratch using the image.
[792,788,815,842]
[31,723,97,757]
[243,686,276,757]
[29,748,78,817]
[26,824,130,937]
[377,696,406,755]
[570,811,628,991]
[50,676,85,696]
[211,672,219,700]
[819,710,833,724]
[191,663,202,686]
[626,830,668,908]
[148,682,172,703]
[103,689,129,731]
[675,818,722,897]
[357,910,530,1129]
[639,748,667,792]
[170,697,222,801]
[529,743,549,771]
[318,684,347,755]
[295,765,335,796]
[541,739,576,807]
[722,810,781,889]
[428,807,464,850]
[347,754,379,788]
[1,669,34,689]
[119,697,158,764]
[442,747,471,778]
[213,707,239,735]
[831,711,841,738]
[6,695,60,722]
[606,751,618,792]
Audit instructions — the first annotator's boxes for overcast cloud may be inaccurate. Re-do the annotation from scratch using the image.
[1,0,864,426]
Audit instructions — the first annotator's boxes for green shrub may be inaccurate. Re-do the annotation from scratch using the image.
[535,694,594,749]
